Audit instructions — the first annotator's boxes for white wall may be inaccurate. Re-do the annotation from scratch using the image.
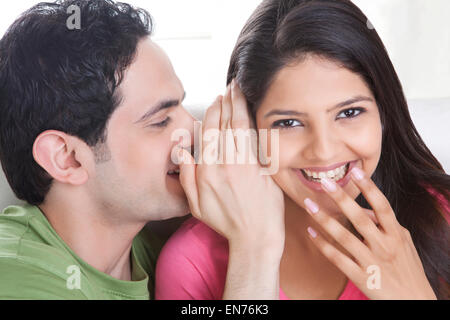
[1,1,448,104]
[145,0,450,104]
[353,0,450,100]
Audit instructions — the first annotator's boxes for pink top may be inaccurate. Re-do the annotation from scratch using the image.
[155,189,449,300]
[155,217,368,300]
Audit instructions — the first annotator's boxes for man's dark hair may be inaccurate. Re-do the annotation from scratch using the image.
[0,0,152,205]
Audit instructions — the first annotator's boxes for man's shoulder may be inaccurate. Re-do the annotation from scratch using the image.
[0,204,73,263]
[0,204,37,238]
[0,254,88,299]
[0,204,88,299]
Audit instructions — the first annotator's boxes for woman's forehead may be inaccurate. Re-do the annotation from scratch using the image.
[257,56,374,115]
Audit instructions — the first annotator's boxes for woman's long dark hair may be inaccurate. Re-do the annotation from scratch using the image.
[227,0,449,299]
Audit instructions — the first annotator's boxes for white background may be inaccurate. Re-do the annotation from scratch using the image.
[1,0,449,106]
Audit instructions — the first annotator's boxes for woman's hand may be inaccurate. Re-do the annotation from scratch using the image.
[304,167,437,300]
[176,80,285,254]
[175,80,285,299]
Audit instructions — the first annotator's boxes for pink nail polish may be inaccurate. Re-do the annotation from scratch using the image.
[351,167,365,180]
[304,198,319,214]
[321,177,337,192]
[307,227,317,238]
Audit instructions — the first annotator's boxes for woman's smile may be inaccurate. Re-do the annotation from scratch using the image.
[293,160,358,192]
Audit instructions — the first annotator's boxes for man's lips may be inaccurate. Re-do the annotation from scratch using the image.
[167,167,180,177]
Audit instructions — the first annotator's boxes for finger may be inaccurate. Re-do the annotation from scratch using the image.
[202,96,222,164]
[307,226,365,284]
[221,85,233,130]
[219,86,237,163]
[230,79,251,130]
[203,96,222,132]
[177,148,201,218]
[304,198,372,265]
[320,177,381,245]
[230,79,256,162]
[362,208,379,225]
[349,167,399,234]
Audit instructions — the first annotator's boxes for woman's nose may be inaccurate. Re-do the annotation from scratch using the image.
[302,126,339,163]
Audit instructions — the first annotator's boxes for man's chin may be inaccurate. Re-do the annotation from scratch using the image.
[156,198,191,221]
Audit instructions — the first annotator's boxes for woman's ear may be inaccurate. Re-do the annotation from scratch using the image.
[32,130,90,185]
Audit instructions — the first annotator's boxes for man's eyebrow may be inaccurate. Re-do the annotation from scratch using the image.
[135,92,186,124]
[263,95,374,118]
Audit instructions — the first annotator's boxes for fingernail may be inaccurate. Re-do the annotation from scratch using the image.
[231,79,236,88]
[351,167,365,180]
[176,148,184,163]
[307,227,317,238]
[304,198,319,214]
[321,177,337,192]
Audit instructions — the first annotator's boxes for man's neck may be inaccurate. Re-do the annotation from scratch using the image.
[38,186,146,281]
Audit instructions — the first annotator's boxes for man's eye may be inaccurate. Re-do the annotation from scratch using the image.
[271,119,302,129]
[150,117,172,128]
[336,107,365,119]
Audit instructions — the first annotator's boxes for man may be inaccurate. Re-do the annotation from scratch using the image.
[0,0,283,299]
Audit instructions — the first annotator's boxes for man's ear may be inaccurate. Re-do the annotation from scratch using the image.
[32,130,91,185]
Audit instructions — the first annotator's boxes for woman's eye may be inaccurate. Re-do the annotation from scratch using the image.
[271,119,302,129]
[150,117,172,128]
[336,107,365,119]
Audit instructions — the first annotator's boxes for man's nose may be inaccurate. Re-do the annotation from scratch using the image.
[176,106,196,151]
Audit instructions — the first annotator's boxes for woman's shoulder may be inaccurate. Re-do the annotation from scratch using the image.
[165,216,229,252]
[157,216,229,270]
[155,217,229,299]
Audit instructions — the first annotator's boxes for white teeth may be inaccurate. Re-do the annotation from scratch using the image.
[301,163,349,182]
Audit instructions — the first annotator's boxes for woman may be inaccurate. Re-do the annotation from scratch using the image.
[156,0,449,299]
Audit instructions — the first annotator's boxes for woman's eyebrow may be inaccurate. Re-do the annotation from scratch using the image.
[327,95,374,112]
[263,95,374,118]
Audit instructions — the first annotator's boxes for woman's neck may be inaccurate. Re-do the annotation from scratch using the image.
[280,194,349,299]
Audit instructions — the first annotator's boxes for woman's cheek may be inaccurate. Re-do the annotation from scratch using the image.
[343,117,382,172]
[270,134,303,189]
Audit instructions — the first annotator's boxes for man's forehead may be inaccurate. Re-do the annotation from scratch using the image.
[124,37,176,81]
[114,37,183,117]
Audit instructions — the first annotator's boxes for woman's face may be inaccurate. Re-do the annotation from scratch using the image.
[256,55,383,217]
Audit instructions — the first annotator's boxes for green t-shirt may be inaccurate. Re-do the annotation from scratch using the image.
[0,204,163,300]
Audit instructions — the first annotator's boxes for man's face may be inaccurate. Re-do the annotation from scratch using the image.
[88,38,194,222]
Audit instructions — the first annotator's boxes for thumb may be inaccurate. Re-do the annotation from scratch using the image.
[176,147,201,218]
